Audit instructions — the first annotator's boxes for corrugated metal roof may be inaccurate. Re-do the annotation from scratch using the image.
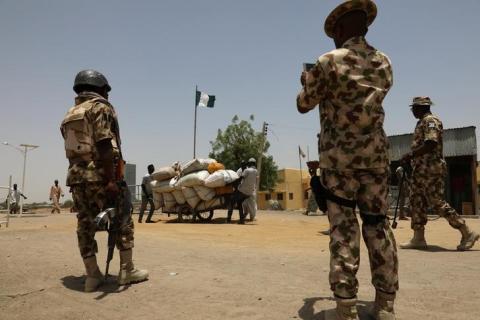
[389,126,476,161]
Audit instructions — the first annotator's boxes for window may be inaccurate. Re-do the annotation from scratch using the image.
[265,193,271,201]
[289,193,294,200]
[277,193,283,201]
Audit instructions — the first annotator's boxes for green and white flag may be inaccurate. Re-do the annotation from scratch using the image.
[196,90,215,108]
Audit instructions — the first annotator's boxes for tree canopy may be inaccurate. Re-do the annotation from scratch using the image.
[209,115,278,191]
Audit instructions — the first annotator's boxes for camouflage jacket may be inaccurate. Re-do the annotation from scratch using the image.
[61,92,122,186]
[297,36,393,169]
[411,113,445,173]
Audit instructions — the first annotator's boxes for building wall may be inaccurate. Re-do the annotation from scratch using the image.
[258,168,310,210]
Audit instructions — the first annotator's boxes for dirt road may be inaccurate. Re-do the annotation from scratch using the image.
[1,210,479,320]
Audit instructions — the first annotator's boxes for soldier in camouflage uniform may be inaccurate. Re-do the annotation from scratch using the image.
[61,70,148,292]
[400,97,479,251]
[297,1,398,319]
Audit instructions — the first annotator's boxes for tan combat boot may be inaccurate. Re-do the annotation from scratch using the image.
[324,297,359,320]
[457,225,480,251]
[373,290,396,320]
[83,256,104,292]
[118,249,149,285]
[400,228,427,249]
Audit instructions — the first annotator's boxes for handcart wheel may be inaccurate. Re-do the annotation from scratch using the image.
[196,210,214,222]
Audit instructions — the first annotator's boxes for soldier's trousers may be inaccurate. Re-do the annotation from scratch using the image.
[410,168,465,231]
[322,168,399,298]
[71,183,134,258]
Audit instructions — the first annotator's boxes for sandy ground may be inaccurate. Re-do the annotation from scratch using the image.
[0,209,479,320]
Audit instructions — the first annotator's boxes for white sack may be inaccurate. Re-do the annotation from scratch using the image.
[151,178,177,193]
[193,185,216,201]
[204,170,239,188]
[181,158,216,176]
[163,192,176,210]
[182,187,201,208]
[172,189,186,205]
[176,170,209,188]
[151,167,177,182]
[196,198,223,211]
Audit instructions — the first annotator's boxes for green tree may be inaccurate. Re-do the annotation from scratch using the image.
[209,115,278,191]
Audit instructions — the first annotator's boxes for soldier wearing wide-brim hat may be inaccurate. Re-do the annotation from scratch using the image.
[296,1,398,319]
[400,97,479,252]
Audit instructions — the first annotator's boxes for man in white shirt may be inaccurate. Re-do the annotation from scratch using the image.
[9,184,27,214]
[138,164,155,223]
[238,158,258,222]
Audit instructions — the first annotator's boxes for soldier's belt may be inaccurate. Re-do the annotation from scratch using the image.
[310,176,356,211]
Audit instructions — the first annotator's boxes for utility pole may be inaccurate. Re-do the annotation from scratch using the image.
[256,122,268,192]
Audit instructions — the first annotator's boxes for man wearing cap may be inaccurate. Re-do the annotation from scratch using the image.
[296,1,398,319]
[400,97,479,251]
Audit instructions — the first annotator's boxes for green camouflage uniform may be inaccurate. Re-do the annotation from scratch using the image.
[297,36,398,298]
[61,92,134,258]
[409,114,465,231]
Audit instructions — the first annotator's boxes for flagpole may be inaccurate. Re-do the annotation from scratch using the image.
[299,146,303,199]
[194,85,198,159]
[307,146,310,162]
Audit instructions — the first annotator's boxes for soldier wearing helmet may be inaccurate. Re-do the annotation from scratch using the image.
[61,69,148,292]
[400,96,479,251]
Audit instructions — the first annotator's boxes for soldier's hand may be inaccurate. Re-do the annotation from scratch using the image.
[300,71,307,86]
[105,181,120,200]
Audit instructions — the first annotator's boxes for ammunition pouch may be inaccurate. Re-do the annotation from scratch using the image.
[360,213,386,226]
[310,176,356,212]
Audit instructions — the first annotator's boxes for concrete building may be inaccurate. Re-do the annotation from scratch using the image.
[389,126,477,215]
[257,168,310,210]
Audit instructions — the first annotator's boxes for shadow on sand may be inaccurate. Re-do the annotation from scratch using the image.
[298,297,375,320]
[61,275,130,300]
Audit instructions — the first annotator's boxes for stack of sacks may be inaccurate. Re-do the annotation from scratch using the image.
[150,164,180,210]
[151,159,239,212]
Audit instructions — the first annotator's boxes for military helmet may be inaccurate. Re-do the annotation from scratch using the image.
[248,158,256,164]
[73,69,111,93]
[410,96,434,107]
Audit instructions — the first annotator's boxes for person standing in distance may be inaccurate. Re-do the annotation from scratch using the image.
[400,97,479,251]
[138,164,156,223]
[296,1,398,319]
[50,179,64,214]
[61,69,148,292]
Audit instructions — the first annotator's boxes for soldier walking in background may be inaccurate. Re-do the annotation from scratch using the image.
[61,69,148,292]
[138,164,155,223]
[50,179,64,214]
[400,97,479,251]
[296,1,398,319]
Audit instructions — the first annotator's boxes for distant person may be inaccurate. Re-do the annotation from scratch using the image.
[50,180,64,214]
[400,96,479,251]
[304,168,320,216]
[238,158,258,222]
[241,159,258,221]
[394,166,409,221]
[9,183,27,214]
[227,159,257,224]
[139,164,155,223]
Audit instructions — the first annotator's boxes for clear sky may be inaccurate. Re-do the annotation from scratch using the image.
[1,0,479,202]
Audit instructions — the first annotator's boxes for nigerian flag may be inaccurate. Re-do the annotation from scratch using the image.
[196,90,215,108]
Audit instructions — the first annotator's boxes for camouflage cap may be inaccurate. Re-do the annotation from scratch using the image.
[410,96,434,107]
[324,0,377,38]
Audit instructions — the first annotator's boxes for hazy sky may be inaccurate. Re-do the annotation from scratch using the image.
[1,0,479,202]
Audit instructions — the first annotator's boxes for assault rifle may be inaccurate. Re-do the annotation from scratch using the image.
[94,182,132,280]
